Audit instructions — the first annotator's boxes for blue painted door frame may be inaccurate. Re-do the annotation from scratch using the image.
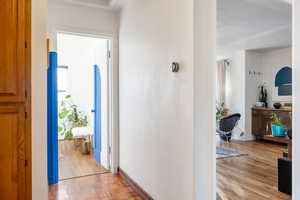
[93,65,102,163]
[47,58,102,184]
[47,52,59,184]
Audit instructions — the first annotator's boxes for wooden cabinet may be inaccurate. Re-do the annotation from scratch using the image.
[0,0,30,199]
[0,105,26,200]
[0,0,26,102]
[252,107,292,141]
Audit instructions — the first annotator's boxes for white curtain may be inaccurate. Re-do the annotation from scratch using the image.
[216,60,228,104]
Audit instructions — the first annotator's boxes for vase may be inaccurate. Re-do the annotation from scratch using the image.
[271,124,285,137]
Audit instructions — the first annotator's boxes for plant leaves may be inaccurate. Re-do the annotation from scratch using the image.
[58,126,63,133]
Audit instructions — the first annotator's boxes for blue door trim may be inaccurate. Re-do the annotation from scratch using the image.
[47,52,59,184]
[93,65,101,163]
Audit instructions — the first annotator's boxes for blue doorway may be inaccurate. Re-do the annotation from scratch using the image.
[93,64,102,163]
[47,34,110,184]
[47,52,59,185]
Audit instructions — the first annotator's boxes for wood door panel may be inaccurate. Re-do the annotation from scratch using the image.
[0,104,26,200]
[0,0,26,102]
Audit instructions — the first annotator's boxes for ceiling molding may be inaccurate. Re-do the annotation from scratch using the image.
[218,25,292,58]
[56,0,121,10]
[110,0,123,9]
[279,0,292,4]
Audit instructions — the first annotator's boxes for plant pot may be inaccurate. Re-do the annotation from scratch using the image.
[271,124,285,137]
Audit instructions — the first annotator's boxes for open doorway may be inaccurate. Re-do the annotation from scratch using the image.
[216,0,292,199]
[56,33,110,180]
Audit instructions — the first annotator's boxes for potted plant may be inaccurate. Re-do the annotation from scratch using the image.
[58,95,88,140]
[258,84,268,108]
[270,113,285,137]
[216,102,227,121]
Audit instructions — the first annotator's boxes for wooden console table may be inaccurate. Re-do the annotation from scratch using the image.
[252,107,292,144]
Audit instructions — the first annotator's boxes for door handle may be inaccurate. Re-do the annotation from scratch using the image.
[91,109,95,113]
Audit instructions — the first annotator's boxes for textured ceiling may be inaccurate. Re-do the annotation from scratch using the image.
[217,0,292,58]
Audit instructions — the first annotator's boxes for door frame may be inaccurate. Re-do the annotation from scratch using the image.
[25,0,32,198]
[51,26,118,173]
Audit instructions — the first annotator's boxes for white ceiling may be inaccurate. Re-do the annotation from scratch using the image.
[53,0,291,57]
[217,0,292,58]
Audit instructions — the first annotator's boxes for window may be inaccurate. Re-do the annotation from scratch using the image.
[57,65,69,101]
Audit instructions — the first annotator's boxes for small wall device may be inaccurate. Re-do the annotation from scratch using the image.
[171,62,180,72]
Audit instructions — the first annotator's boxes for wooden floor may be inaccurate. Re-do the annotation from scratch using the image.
[217,140,292,200]
[51,140,291,200]
[49,173,142,200]
[59,140,108,180]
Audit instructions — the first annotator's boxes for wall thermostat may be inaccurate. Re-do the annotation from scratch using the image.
[171,62,180,72]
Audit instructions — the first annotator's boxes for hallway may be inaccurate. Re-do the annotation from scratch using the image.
[49,173,142,200]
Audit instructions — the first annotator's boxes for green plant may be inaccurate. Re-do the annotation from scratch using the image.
[216,102,225,121]
[58,95,88,140]
[258,84,268,103]
[270,113,283,126]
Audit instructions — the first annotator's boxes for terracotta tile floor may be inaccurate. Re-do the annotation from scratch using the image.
[49,173,142,200]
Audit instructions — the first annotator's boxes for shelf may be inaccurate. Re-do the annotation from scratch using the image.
[263,135,290,144]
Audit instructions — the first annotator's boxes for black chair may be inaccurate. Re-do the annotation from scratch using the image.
[217,113,241,142]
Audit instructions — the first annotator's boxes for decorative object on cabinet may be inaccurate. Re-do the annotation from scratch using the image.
[275,66,292,96]
[255,102,265,107]
[273,102,282,109]
[258,83,268,108]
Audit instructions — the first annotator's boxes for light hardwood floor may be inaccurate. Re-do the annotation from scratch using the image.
[217,140,292,200]
[49,173,142,200]
[59,140,108,180]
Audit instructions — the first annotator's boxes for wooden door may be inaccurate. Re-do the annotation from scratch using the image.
[252,109,263,137]
[0,104,26,200]
[0,0,30,199]
[0,0,26,102]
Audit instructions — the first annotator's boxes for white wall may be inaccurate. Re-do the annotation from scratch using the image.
[194,0,216,199]
[225,51,246,138]
[260,47,292,104]
[48,0,119,51]
[244,50,263,139]
[32,0,48,199]
[119,0,195,199]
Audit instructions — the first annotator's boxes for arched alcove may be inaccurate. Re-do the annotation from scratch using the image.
[275,66,292,96]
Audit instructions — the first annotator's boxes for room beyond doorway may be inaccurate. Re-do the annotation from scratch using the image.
[56,33,111,180]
